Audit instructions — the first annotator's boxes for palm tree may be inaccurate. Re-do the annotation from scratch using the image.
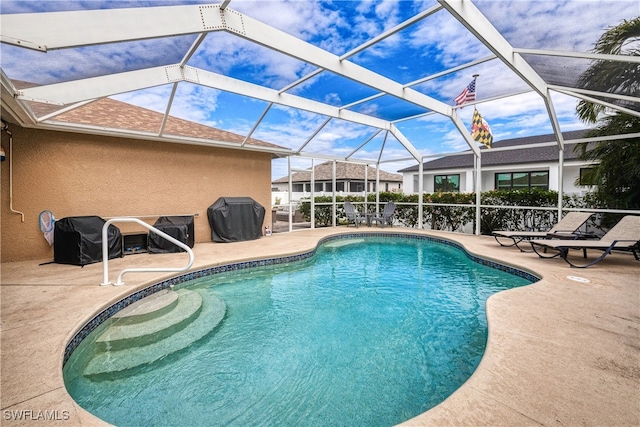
[574,17,640,209]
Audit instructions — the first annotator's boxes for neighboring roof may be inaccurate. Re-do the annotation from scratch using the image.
[12,81,284,150]
[398,130,593,173]
[272,161,403,184]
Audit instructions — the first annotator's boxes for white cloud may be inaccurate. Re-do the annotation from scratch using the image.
[169,84,221,127]
[475,0,639,51]
[231,0,341,39]
[249,106,337,150]
[409,10,490,67]
[440,128,470,152]
[2,35,194,85]
[111,86,174,114]
[191,33,308,89]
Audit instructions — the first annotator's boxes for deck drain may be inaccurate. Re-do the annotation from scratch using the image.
[567,276,591,283]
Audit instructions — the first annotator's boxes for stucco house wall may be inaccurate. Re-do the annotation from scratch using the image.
[1,125,273,262]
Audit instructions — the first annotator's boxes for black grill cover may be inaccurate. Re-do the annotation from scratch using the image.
[54,216,122,266]
[207,197,265,242]
[148,216,195,253]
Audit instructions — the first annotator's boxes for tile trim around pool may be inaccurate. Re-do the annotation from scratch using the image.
[63,232,541,367]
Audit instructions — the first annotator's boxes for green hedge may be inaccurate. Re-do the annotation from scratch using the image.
[479,188,558,233]
[299,189,604,234]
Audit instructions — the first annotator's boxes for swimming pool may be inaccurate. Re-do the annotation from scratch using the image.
[63,234,536,426]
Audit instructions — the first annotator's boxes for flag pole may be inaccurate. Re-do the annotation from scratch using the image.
[472,74,479,106]
[472,73,481,236]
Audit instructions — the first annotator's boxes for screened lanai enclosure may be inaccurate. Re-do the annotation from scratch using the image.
[1,0,639,235]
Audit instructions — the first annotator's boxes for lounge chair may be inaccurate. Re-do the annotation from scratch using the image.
[371,202,396,228]
[344,202,367,228]
[492,211,593,252]
[528,215,640,268]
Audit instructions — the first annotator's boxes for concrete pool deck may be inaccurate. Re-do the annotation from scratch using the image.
[1,227,638,426]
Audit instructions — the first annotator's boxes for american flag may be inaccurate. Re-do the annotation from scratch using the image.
[454,79,476,106]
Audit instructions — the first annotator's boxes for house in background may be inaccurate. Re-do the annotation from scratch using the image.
[399,130,596,195]
[272,161,403,205]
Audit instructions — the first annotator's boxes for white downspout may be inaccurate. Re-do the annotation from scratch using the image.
[2,121,25,222]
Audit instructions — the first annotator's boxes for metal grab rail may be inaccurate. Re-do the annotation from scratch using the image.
[101,217,194,286]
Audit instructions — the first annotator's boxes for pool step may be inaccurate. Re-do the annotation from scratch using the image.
[95,289,202,352]
[84,289,226,380]
[111,289,179,325]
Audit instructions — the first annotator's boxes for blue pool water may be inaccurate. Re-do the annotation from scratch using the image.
[64,236,534,426]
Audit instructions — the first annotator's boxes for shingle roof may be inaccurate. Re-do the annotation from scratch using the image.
[398,130,592,172]
[13,80,284,149]
[272,161,403,183]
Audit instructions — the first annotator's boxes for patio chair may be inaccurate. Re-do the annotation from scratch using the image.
[371,202,396,228]
[528,215,640,268]
[344,202,367,228]
[492,211,593,252]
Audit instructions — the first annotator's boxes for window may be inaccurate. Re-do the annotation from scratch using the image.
[350,181,364,192]
[495,171,548,190]
[292,183,304,192]
[336,182,345,192]
[434,174,460,192]
[325,182,333,192]
[579,167,597,186]
[314,182,324,192]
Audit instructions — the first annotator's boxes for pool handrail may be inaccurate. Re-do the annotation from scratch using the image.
[101,217,194,286]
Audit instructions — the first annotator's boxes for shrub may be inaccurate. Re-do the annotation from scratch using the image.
[300,190,597,233]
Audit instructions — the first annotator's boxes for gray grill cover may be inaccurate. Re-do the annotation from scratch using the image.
[207,197,265,242]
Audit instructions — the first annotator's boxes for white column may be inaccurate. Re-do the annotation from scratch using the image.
[558,148,564,218]
[310,159,315,229]
[288,157,293,233]
[364,164,369,213]
[376,165,381,212]
[418,160,424,229]
[475,152,482,235]
[332,160,337,227]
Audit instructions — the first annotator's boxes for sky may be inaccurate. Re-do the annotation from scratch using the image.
[1,0,638,180]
